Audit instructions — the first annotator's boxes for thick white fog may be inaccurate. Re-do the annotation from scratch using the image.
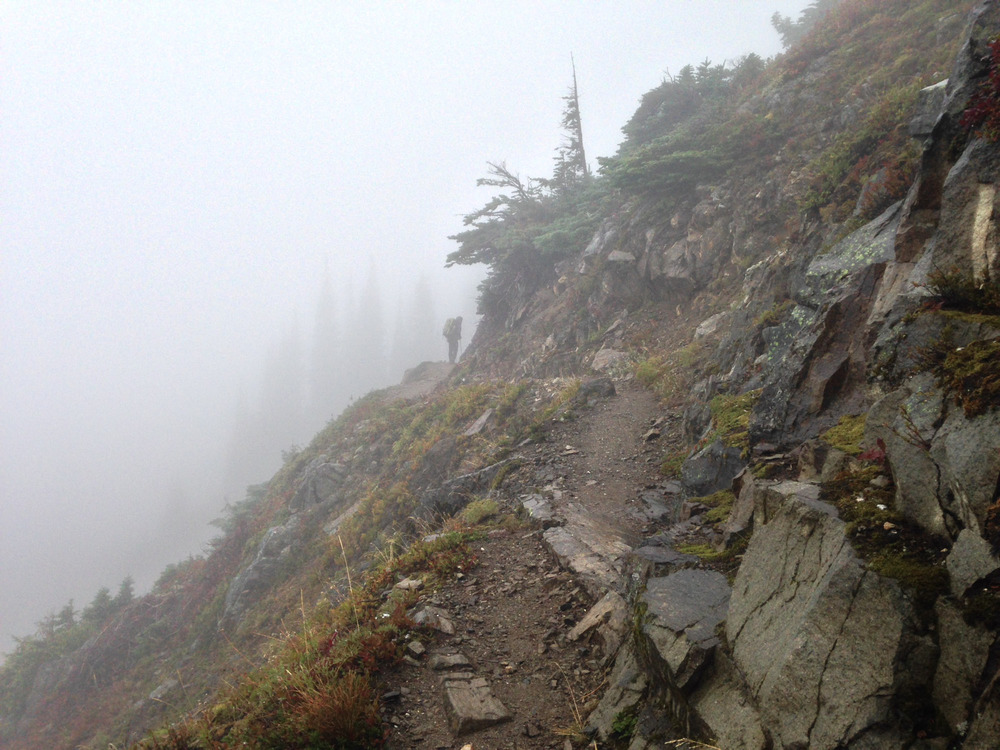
[0,1,807,654]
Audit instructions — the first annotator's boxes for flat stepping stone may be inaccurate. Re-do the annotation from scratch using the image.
[442,675,511,736]
[429,652,472,671]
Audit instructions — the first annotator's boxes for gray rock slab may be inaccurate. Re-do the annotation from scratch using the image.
[932,407,1000,535]
[946,529,1000,596]
[429,652,472,671]
[728,484,918,750]
[720,469,757,549]
[463,408,495,437]
[642,569,731,690]
[933,598,996,733]
[630,545,697,568]
[689,651,767,750]
[586,642,648,741]
[591,348,627,372]
[567,591,628,658]
[681,439,745,497]
[410,605,456,636]
[521,494,559,527]
[442,675,511,736]
[543,503,632,596]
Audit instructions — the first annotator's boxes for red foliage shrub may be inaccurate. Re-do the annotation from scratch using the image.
[961,36,1000,142]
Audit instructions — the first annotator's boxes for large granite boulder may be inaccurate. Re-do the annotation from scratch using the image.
[727,482,933,749]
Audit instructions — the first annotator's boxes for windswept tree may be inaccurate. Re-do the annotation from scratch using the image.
[448,69,609,323]
[550,57,590,193]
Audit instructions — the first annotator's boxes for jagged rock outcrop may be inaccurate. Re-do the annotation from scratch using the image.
[726,483,933,749]
[750,204,899,448]
[595,479,942,749]
[418,458,520,518]
[219,515,302,631]
[289,455,347,510]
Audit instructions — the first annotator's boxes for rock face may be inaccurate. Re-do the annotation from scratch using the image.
[418,457,520,517]
[750,204,898,449]
[220,515,303,631]
[290,456,348,510]
[680,440,745,497]
[641,570,730,693]
[727,484,927,749]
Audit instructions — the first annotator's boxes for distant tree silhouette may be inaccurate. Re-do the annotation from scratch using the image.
[113,576,134,609]
[259,321,305,457]
[550,57,590,193]
[82,587,114,624]
[346,264,389,395]
[772,0,840,49]
[309,262,343,425]
[389,274,437,378]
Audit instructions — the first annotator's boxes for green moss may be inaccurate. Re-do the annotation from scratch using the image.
[489,460,521,491]
[660,448,688,478]
[635,355,666,387]
[460,499,499,525]
[752,462,780,479]
[869,553,949,610]
[610,708,638,740]
[676,543,726,561]
[822,466,949,612]
[820,413,866,456]
[754,299,794,328]
[939,339,1000,418]
[708,389,760,450]
[699,490,736,524]
[676,536,748,569]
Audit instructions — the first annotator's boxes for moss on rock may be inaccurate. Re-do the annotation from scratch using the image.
[820,414,866,456]
[939,339,1000,418]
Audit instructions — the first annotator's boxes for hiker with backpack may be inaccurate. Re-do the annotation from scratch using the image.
[443,316,463,363]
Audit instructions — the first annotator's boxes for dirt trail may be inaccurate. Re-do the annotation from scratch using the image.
[549,384,666,538]
[384,381,671,749]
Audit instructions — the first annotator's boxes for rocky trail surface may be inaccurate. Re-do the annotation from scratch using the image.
[382,381,713,749]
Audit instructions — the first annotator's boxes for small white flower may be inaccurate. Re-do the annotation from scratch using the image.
[876,503,887,511]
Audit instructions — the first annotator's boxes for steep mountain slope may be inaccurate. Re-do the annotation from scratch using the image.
[3,1,1000,748]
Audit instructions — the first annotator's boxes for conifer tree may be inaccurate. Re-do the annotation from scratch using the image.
[309,261,342,426]
[82,587,114,624]
[113,576,134,609]
[551,56,590,193]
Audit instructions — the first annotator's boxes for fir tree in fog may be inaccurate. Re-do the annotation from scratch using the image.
[259,321,306,456]
[345,266,389,399]
[309,264,343,430]
[389,274,438,380]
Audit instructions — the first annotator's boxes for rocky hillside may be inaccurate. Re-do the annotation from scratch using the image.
[3,1,1000,748]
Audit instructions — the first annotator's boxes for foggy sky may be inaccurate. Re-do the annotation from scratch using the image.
[0,1,807,654]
